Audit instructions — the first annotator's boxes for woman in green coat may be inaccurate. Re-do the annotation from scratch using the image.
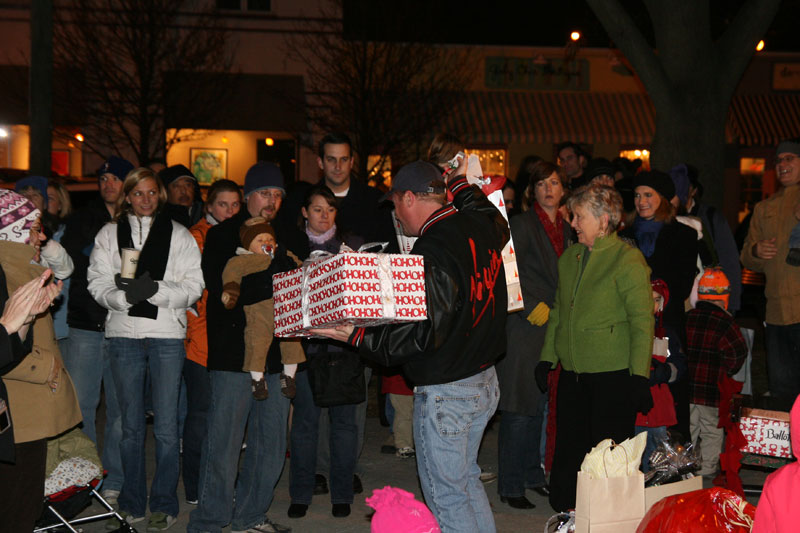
[535,184,654,512]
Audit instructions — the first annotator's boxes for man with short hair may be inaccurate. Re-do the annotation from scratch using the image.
[556,141,588,188]
[60,156,133,505]
[742,138,800,405]
[282,133,394,246]
[187,161,298,533]
[158,164,204,228]
[317,161,509,532]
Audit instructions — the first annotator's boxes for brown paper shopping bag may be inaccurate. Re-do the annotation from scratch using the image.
[574,470,646,533]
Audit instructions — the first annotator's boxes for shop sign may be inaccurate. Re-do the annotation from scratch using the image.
[772,63,800,90]
[485,57,589,91]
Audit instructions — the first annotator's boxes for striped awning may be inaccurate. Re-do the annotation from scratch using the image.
[442,91,656,145]
[728,93,800,147]
[442,90,795,147]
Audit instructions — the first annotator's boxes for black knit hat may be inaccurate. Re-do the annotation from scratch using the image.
[632,170,675,200]
[585,157,616,182]
[158,164,196,188]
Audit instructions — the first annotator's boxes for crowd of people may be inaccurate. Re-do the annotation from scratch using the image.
[0,131,798,533]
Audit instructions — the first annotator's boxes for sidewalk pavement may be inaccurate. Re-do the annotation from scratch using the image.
[70,390,767,532]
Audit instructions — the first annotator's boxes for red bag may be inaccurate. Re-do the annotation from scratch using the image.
[637,487,755,533]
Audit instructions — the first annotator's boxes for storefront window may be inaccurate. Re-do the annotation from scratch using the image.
[740,157,765,220]
[618,148,650,170]
[367,155,392,189]
[465,148,506,176]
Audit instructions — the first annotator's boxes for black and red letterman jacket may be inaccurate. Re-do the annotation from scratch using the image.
[347,176,509,386]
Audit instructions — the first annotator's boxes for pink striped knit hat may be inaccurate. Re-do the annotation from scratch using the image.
[0,188,41,244]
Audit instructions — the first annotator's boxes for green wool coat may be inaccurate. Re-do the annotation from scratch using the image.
[540,232,654,378]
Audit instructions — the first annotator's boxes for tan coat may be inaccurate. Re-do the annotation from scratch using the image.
[221,251,305,373]
[0,241,82,443]
[741,184,800,325]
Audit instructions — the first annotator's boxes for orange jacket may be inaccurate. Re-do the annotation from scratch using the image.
[185,218,211,366]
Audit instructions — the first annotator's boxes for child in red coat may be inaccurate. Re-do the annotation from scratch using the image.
[635,279,687,471]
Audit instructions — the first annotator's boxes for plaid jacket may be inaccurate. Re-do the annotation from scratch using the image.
[686,302,748,406]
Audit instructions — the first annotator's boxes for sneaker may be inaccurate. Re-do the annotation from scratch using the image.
[105,510,144,531]
[147,511,177,531]
[280,373,296,399]
[100,489,120,506]
[479,470,497,483]
[252,377,269,400]
[396,447,416,459]
[232,517,292,532]
[186,498,199,505]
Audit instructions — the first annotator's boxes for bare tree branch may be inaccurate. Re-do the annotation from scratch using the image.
[585,0,670,106]
[281,0,474,183]
[716,0,781,94]
[53,0,235,166]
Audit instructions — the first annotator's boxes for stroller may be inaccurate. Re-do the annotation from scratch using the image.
[33,428,135,532]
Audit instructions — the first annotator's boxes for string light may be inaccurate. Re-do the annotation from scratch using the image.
[756,40,765,52]
[264,137,274,146]
[74,133,84,142]
[570,31,581,42]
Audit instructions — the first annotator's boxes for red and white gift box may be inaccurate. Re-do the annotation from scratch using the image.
[273,252,427,337]
[738,408,792,458]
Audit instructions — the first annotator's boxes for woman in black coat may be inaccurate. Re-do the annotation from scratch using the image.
[496,161,572,509]
[619,170,698,439]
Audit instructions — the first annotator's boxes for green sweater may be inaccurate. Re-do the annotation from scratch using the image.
[540,232,654,378]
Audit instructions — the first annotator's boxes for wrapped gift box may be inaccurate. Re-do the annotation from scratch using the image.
[273,252,427,337]
[738,408,792,458]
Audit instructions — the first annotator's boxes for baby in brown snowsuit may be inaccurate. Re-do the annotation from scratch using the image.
[221,216,304,399]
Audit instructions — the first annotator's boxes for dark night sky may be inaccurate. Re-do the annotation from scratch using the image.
[344,0,800,52]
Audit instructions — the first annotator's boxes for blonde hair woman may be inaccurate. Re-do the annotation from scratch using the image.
[87,167,203,529]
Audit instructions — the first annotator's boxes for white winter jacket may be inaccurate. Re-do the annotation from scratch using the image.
[87,214,204,339]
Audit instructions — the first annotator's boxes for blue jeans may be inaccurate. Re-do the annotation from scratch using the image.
[290,370,357,505]
[765,323,800,404]
[635,425,668,472]
[60,328,123,492]
[497,398,547,497]
[109,337,185,517]
[182,359,211,502]
[187,371,289,533]
[414,367,500,533]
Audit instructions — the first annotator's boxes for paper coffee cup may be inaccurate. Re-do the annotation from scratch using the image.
[120,248,140,279]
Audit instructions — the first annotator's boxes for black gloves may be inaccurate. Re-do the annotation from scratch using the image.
[115,272,158,305]
[535,361,552,393]
[649,358,672,385]
[631,375,654,414]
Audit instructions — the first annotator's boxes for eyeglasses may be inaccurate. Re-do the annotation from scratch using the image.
[256,189,283,200]
[777,154,797,165]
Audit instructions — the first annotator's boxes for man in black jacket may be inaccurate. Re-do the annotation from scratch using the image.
[188,161,297,533]
[158,164,204,228]
[317,161,509,533]
[60,156,132,504]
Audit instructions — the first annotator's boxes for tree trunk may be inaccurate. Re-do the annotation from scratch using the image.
[650,90,729,208]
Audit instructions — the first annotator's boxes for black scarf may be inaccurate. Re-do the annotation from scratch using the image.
[116,211,173,319]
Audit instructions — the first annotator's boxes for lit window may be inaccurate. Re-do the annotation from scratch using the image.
[740,157,765,216]
[618,148,650,170]
[367,155,392,189]
[465,148,507,176]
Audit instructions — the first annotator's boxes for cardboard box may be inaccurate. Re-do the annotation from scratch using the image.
[739,408,792,458]
[273,252,427,337]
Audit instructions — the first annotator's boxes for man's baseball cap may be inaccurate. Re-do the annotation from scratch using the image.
[380,160,446,202]
[97,156,134,182]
